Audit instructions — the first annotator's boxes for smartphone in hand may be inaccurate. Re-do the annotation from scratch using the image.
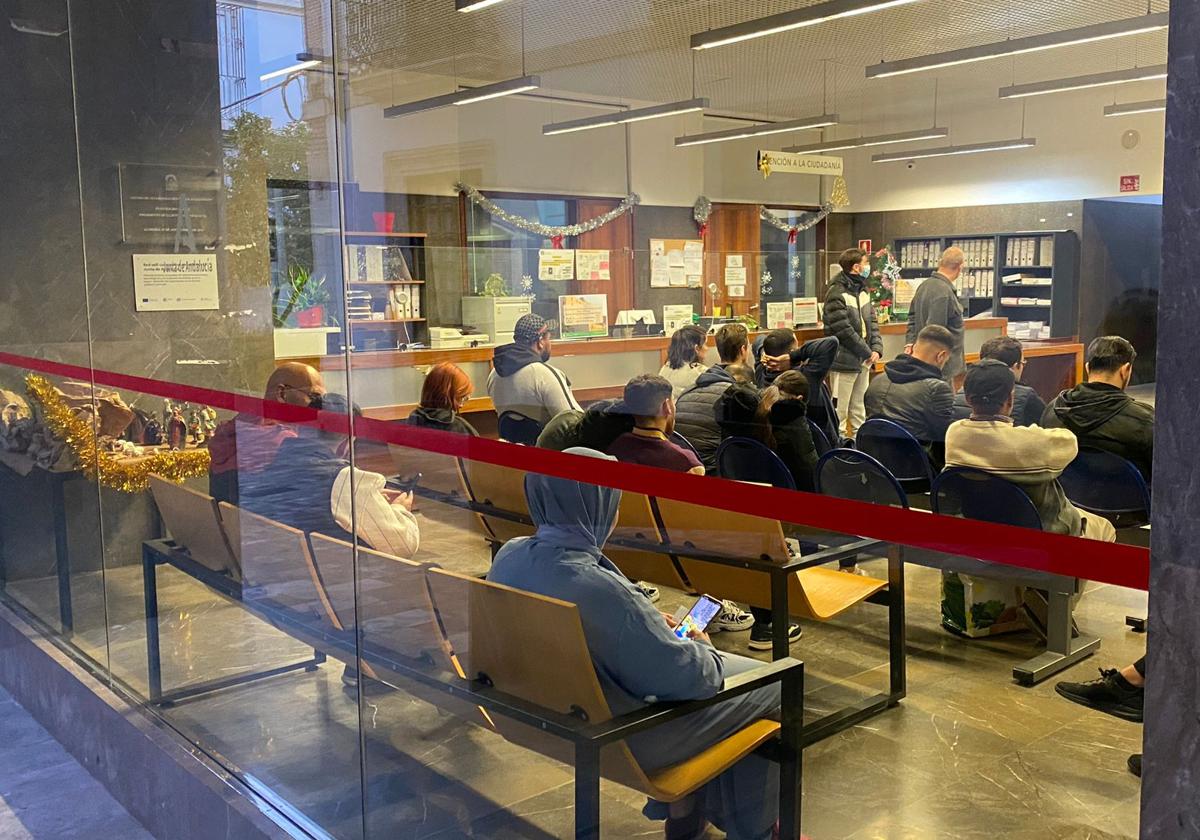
[672,595,723,640]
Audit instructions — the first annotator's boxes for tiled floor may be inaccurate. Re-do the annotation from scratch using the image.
[0,686,153,840]
[1,496,1146,840]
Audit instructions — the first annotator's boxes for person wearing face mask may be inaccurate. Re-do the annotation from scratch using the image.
[1041,335,1154,483]
[822,248,883,440]
[905,247,967,389]
[488,313,582,428]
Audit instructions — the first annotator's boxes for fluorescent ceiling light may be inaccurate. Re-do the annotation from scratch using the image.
[1104,98,1167,116]
[260,59,322,81]
[456,0,506,10]
[543,98,709,135]
[692,0,922,50]
[384,75,541,118]
[675,113,839,147]
[872,137,1036,163]
[1000,64,1168,99]
[783,126,948,154]
[867,12,1168,78]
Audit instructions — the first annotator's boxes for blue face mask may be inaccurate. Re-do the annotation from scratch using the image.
[859,265,871,278]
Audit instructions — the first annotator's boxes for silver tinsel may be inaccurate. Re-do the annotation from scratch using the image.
[457,183,640,238]
[760,203,835,234]
[693,196,713,226]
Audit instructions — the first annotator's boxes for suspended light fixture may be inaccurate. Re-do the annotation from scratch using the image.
[383,75,541,118]
[456,0,506,11]
[871,137,1036,163]
[691,0,922,50]
[999,64,1168,99]
[260,57,323,81]
[543,98,709,135]
[867,13,1168,79]
[784,126,949,154]
[674,113,839,147]
[1104,98,1167,116]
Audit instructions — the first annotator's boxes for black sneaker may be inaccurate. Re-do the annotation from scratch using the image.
[748,622,802,651]
[1054,668,1145,722]
[1128,754,1142,778]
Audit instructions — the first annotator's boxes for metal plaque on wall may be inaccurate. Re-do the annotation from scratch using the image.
[118,162,220,250]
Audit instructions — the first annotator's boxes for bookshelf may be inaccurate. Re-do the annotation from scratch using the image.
[343,231,428,351]
[893,230,1078,337]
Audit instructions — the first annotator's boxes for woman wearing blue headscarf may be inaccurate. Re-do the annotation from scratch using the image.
[488,448,781,840]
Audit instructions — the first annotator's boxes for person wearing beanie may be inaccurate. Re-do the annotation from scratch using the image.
[944,360,1116,541]
[488,313,581,427]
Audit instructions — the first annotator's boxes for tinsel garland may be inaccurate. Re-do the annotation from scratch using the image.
[693,196,712,239]
[760,203,834,243]
[456,183,640,242]
[25,374,210,493]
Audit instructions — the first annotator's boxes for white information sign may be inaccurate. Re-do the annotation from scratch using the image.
[133,253,219,312]
[756,150,845,176]
[792,297,819,325]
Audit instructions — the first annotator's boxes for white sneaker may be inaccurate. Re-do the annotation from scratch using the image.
[709,600,754,633]
[636,582,661,603]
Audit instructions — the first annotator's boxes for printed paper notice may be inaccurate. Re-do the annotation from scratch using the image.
[725,255,743,268]
[575,249,610,281]
[650,254,671,287]
[727,285,746,298]
[650,239,666,257]
[724,266,747,284]
[667,249,685,268]
[766,301,794,328]
[792,297,819,325]
[559,294,609,339]
[669,266,687,287]
[686,275,702,288]
[133,254,219,312]
[539,249,575,281]
[663,304,694,335]
[892,277,925,315]
[683,240,703,259]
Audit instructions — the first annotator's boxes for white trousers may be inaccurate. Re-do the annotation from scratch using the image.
[830,365,870,439]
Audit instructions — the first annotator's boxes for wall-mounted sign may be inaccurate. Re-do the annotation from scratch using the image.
[558,294,609,339]
[119,163,220,249]
[858,239,873,253]
[1120,174,1141,193]
[132,254,219,311]
[757,150,844,177]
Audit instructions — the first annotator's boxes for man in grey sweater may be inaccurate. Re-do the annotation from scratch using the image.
[488,314,581,426]
[905,247,966,388]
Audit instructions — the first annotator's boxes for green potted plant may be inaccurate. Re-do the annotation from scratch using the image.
[271,264,340,358]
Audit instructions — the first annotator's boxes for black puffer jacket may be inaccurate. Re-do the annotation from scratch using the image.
[715,385,817,491]
[864,353,956,442]
[953,381,1045,427]
[674,364,736,471]
[823,271,883,373]
[1041,382,1154,481]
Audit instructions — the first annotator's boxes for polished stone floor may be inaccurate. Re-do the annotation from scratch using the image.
[1,497,1147,840]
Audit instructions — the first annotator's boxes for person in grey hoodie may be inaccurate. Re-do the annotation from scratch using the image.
[487,313,581,426]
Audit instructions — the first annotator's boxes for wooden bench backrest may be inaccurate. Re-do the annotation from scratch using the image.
[149,476,239,579]
[425,568,655,792]
[458,459,536,544]
[388,444,470,501]
[605,492,689,591]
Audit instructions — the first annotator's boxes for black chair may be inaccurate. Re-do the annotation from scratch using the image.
[931,467,1042,529]
[669,430,702,461]
[856,418,935,493]
[807,419,833,457]
[497,412,544,445]
[715,436,796,490]
[816,449,908,508]
[1059,447,1151,529]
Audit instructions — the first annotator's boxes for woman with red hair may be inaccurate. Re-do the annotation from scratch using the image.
[406,362,479,436]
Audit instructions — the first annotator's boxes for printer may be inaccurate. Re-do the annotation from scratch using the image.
[429,327,491,350]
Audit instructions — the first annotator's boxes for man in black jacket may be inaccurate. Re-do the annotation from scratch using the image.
[823,249,883,440]
[755,329,840,448]
[674,323,749,471]
[1041,335,1154,481]
[952,336,1046,426]
[864,325,956,466]
[905,247,966,387]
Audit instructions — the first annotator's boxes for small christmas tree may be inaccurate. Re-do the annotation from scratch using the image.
[865,246,901,324]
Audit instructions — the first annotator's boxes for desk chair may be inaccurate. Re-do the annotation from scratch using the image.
[807,419,833,458]
[816,449,908,509]
[715,436,796,490]
[856,419,935,493]
[498,412,544,445]
[930,468,1099,684]
[148,475,241,579]
[1060,448,1151,530]
[668,430,702,462]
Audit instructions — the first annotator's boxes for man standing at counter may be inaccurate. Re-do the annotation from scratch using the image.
[488,313,582,427]
[906,247,966,389]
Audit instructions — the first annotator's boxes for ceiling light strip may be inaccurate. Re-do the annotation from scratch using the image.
[259,59,322,81]
[1000,64,1168,99]
[692,0,922,50]
[1104,98,1167,116]
[871,137,1036,163]
[783,126,949,154]
[456,0,506,11]
[384,75,541,118]
[674,113,839,147]
[543,98,709,136]
[867,13,1168,79]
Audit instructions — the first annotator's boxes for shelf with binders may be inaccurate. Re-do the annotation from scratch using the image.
[995,231,1077,338]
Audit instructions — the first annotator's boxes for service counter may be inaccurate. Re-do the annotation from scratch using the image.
[305,318,1081,422]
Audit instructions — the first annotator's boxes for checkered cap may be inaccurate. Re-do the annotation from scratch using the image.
[513,313,550,344]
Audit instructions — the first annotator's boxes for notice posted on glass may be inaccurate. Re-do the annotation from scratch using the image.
[132,254,219,311]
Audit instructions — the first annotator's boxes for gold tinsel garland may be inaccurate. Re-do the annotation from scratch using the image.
[25,374,210,493]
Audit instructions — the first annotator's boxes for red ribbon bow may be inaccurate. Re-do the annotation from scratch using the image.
[787,228,798,244]
[698,222,709,240]
[550,234,564,249]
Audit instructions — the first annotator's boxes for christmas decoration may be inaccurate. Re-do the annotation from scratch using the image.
[693,196,713,239]
[25,374,210,493]
[457,183,639,240]
[760,269,774,296]
[866,246,901,324]
[520,274,535,297]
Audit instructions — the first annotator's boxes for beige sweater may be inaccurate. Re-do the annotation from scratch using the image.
[944,417,1081,535]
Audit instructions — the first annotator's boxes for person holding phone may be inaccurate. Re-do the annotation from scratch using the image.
[488,448,781,840]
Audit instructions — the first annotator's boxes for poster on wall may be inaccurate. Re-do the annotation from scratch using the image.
[891,277,925,315]
[538,249,575,281]
[132,254,219,311]
[792,297,819,325]
[727,284,746,298]
[119,163,220,248]
[576,249,610,280]
[663,304,694,335]
[724,265,747,285]
[766,301,794,329]
[559,294,609,339]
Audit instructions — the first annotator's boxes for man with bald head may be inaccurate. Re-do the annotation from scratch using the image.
[265,361,327,409]
[905,246,966,388]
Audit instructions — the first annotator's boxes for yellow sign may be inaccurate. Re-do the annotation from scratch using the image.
[757,150,844,178]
